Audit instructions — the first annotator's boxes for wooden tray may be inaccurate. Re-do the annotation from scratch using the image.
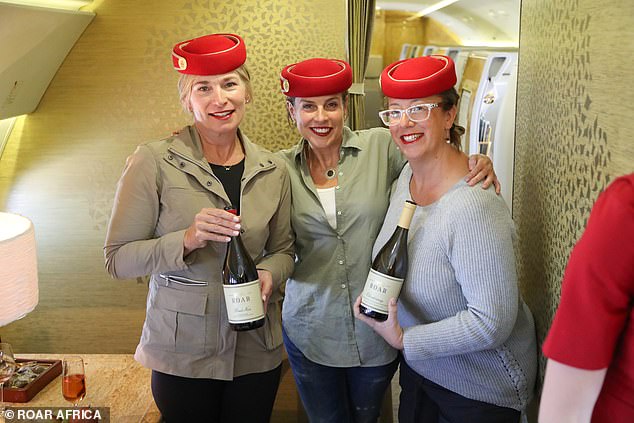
[1,358,62,402]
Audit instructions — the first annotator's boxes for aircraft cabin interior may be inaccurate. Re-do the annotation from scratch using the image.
[0,1,632,422]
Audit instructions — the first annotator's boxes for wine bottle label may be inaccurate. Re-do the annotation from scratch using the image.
[223,280,265,324]
[360,269,404,314]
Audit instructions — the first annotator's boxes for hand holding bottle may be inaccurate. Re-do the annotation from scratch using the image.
[354,296,404,350]
[257,269,273,314]
[184,207,242,255]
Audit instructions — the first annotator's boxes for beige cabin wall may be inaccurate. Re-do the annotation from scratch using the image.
[0,0,346,353]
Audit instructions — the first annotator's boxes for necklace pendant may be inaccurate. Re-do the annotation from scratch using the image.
[325,168,337,180]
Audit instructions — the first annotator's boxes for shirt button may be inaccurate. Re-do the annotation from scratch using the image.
[337,211,342,216]
[338,260,344,265]
[341,284,346,289]
[168,155,173,160]
[206,181,212,186]
[338,171,343,176]
[179,162,185,168]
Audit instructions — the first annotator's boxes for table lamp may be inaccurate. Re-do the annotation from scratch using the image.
[0,212,39,340]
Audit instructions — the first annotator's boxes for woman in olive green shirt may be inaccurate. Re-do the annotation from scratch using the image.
[276,58,498,423]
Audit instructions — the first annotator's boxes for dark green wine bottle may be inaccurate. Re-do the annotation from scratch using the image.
[360,200,417,321]
[222,207,265,331]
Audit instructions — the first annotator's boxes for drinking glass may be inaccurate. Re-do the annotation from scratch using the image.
[62,356,86,407]
[0,343,17,416]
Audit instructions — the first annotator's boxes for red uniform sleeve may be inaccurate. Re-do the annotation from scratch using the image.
[543,174,634,369]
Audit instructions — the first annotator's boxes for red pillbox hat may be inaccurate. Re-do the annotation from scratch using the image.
[280,58,353,97]
[172,33,246,75]
[380,55,456,99]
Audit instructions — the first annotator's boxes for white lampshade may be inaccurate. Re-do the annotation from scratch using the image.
[0,212,39,326]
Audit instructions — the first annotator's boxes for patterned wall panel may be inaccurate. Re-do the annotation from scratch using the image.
[515,0,634,384]
[0,0,345,353]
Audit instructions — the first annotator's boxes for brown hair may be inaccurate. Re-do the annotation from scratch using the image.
[177,64,253,114]
[438,88,464,150]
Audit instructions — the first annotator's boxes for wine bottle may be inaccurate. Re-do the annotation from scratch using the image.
[360,200,417,321]
[222,207,265,331]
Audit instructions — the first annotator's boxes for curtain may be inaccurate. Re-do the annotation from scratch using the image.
[347,0,376,130]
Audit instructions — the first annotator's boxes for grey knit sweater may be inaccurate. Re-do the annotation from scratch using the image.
[373,164,537,411]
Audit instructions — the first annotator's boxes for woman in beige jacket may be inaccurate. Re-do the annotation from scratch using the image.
[104,34,294,423]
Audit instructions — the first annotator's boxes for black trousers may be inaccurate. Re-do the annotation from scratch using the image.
[151,365,282,423]
[398,358,520,423]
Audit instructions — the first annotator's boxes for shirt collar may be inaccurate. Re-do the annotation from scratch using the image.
[169,126,271,173]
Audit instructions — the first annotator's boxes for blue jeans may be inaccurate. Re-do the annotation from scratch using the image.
[283,327,398,423]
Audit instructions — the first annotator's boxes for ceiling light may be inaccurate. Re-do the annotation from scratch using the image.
[408,0,461,19]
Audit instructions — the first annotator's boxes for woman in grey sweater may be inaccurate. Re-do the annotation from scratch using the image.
[354,55,537,422]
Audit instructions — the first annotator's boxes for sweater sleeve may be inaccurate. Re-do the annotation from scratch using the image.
[403,187,519,360]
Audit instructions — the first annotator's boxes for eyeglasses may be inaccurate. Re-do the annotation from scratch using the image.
[378,103,442,126]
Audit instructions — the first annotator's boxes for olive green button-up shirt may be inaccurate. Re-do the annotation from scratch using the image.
[278,127,406,367]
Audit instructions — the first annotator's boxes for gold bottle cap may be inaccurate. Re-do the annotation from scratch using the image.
[397,200,417,229]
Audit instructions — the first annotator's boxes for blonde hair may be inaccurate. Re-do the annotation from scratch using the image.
[177,65,253,113]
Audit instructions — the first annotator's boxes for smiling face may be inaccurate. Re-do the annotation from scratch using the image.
[183,71,250,137]
[387,95,456,161]
[287,94,347,151]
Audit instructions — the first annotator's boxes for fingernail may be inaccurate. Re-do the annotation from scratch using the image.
[225,237,231,242]
[235,224,241,229]
[233,231,240,236]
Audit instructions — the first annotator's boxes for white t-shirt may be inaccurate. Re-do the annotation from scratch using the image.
[316,187,337,229]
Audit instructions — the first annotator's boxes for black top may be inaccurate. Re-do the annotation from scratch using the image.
[209,159,245,213]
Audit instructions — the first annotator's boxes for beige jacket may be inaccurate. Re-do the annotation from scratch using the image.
[104,126,294,380]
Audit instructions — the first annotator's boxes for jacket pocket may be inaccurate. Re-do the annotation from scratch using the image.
[146,285,214,355]
[159,273,209,287]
